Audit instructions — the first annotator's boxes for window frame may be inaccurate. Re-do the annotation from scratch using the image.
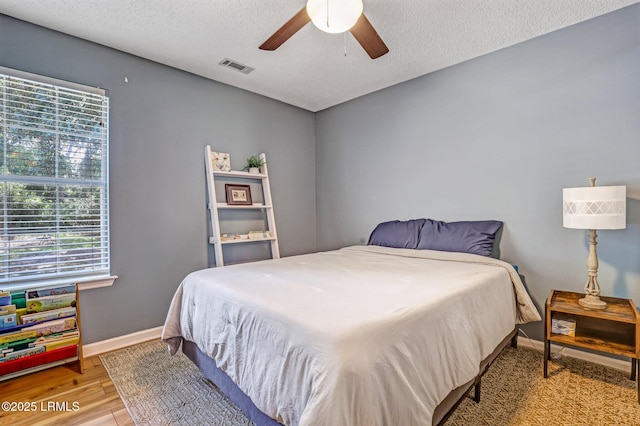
[0,66,115,291]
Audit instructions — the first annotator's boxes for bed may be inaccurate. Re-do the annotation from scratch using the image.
[163,218,540,425]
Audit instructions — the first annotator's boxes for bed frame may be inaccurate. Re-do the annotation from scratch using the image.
[182,327,518,425]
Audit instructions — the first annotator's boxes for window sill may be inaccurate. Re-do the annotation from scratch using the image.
[77,275,118,291]
[1,275,118,292]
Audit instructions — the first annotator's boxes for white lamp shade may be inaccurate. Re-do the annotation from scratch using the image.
[307,0,363,34]
[563,185,626,229]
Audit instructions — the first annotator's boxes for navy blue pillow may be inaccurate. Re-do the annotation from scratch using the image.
[416,219,503,258]
[368,219,427,249]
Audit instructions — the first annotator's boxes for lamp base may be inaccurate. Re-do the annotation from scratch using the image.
[578,294,607,310]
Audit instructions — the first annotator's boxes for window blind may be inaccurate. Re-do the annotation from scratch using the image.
[0,69,110,284]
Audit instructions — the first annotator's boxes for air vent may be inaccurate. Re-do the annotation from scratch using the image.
[218,58,254,74]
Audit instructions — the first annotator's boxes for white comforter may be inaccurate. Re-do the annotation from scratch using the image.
[162,246,540,426]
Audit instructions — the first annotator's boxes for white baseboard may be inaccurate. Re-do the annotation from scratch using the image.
[82,326,163,358]
[517,335,632,373]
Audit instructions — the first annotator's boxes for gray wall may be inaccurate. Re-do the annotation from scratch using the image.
[0,14,316,343]
[315,5,640,339]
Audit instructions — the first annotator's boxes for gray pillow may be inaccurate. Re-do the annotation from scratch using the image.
[368,219,427,249]
[416,219,503,258]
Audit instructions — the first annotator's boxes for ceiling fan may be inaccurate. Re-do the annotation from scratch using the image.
[259,0,389,59]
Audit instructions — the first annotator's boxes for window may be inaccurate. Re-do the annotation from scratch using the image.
[0,67,110,286]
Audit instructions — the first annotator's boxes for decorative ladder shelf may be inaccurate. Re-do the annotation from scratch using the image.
[204,145,280,267]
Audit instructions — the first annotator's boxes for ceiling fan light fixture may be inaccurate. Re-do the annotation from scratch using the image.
[307,0,363,34]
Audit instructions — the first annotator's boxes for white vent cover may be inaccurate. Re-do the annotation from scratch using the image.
[218,58,254,74]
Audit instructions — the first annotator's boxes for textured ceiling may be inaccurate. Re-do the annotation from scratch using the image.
[0,0,637,111]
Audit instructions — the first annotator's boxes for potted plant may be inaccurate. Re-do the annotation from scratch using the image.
[245,155,265,174]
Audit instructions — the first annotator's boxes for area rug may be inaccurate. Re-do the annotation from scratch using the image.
[100,339,640,425]
[100,339,254,425]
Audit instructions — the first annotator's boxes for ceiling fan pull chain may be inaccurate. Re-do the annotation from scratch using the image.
[326,0,329,29]
[344,32,347,57]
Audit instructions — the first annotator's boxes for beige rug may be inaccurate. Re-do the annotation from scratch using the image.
[100,339,254,426]
[101,340,640,425]
[446,346,639,425]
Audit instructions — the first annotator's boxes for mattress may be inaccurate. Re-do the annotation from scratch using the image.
[163,245,540,425]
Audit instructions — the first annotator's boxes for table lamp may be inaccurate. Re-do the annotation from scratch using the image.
[563,178,626,309]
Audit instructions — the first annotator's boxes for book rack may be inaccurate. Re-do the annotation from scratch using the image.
[0,284,83,381]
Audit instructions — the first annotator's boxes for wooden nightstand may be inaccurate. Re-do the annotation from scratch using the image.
[544,290,639,403]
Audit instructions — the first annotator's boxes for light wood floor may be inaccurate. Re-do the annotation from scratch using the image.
[0,356,133,426]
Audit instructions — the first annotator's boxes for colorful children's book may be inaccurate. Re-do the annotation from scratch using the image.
[3,345,45,361]
[22,317,77,337]
[26,285,76,299]
[30,329,79,343]
[20,307,76,325]
[25,293,75,313]
[0,336,36,352]
[31,332,79,352]
[0,330,38,345]
[0,313,17,329]
[11,292,27,309]
[0,291,10,306]
[0,304,17,315]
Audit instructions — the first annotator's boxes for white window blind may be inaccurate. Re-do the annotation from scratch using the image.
[0,68,110,284]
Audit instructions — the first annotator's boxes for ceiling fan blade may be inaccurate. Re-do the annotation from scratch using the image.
[350,13,389,59]
[260,7,311,51]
